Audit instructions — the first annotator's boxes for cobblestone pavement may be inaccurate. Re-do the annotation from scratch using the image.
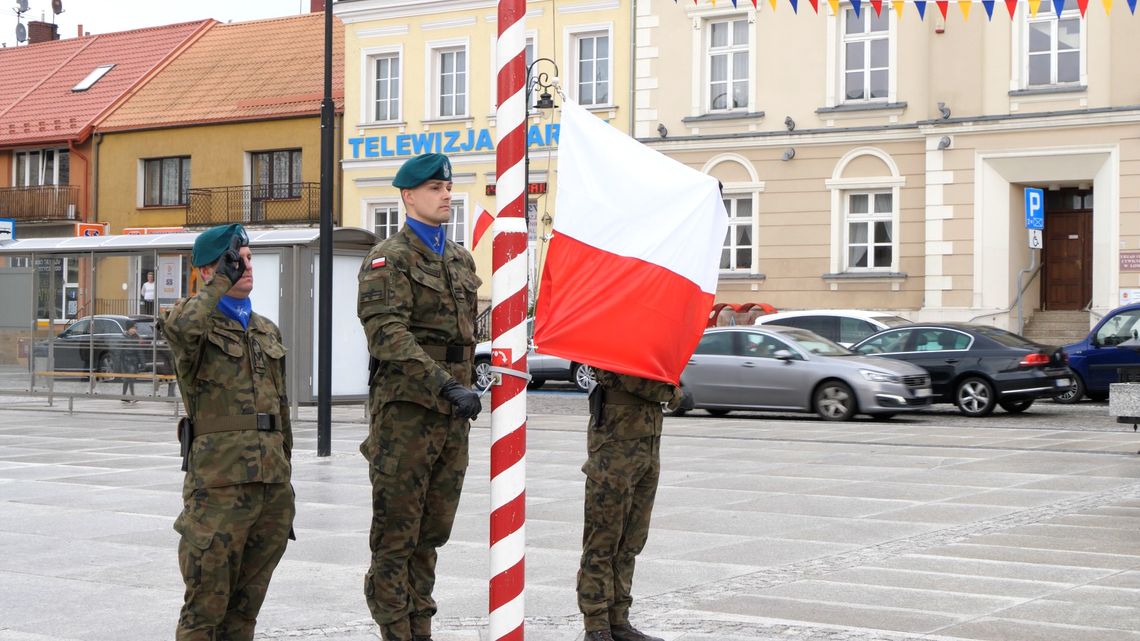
[1,393,1138,641]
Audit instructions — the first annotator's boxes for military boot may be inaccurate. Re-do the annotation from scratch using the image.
[584,630,615,641]
[610,623,663,641]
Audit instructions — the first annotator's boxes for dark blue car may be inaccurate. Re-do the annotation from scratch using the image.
[1056,303,1140,403]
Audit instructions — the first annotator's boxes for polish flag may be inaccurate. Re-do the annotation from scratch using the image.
[532,98,728,385]
[471,203,494,249]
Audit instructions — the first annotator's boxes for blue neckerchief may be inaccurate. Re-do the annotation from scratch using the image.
[405,218,445,255]
[217,295,252,330]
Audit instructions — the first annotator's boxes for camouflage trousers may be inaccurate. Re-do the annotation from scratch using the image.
[361,401,470,641]
[577,434,661,632]
[174,481,294,641]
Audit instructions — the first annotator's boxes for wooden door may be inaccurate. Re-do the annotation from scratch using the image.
[1042,211,1092,310]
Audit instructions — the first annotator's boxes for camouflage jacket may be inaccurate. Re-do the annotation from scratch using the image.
[588,369,681,452]
[161,274,292,490]
[358,225,481,415]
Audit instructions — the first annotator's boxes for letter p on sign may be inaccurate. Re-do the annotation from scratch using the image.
[1025,188,1044,231]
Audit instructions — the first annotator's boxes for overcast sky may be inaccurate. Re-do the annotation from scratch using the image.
[5,0,313,44]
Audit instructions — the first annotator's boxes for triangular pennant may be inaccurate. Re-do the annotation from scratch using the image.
[1101,0,1112,14]
[915,0,929,17]
[809,0,820,12]
[827,0,840,14]
[893,0,906,15]
[1006,0,1018,16]
[936,0,949,17]
[1052,0,1065,15]
[753,0,759,6]
[471,204,495,249]
[871,0,883,14]
[851,0,862,16]
[1028,0,1042,16]
[731,0,738,6]
[1130,0,1138,13]
[768,0,778,10]
[1077,0,1089,13]
[790,0,799,12]
[959,0,972,18]
[983,0,996,17]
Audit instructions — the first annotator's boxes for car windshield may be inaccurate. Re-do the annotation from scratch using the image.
[781,329,852,356]
[876,315,912,327]
[971,325,1035,348]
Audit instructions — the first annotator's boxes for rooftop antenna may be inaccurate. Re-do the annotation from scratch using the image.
[51,0,63,25]
[14,0,28,44]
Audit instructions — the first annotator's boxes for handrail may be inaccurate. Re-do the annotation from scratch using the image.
[966,258,1042,329]
[1083,298,1104,322]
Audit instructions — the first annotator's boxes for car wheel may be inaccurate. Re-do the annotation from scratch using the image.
[572,364,595,392]
[998,398,1034,413]
[1052,375,1086,404]
[707,409,730,417]
[955,377,996,417]
[813,380,857,421]
[526,378,546,390]
[473,357,493,390]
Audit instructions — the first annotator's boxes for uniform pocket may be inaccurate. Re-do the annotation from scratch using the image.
[408,266,447,293]
[173,509,215,550]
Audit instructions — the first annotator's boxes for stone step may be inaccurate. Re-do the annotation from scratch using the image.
[1023,327,1091,337]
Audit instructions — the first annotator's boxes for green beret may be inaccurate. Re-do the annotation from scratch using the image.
[393,153,452,189]
[192,223,248,267]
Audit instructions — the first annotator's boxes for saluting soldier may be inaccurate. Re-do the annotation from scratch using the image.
[162,223,295,641]
[357,152,483,641]
[578,369,684,641]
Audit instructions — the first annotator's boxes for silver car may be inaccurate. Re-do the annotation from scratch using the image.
[473,319,595,392]
[675,325,933,420]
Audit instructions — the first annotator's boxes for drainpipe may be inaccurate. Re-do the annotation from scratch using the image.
[91,132,103,222]
[1015,250,1038,335]
[67,139,90,223]
[628,0,636,135]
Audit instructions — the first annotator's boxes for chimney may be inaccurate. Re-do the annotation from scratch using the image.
[27,20,59,44]
[77,24,83,38]
[310,0,324,12]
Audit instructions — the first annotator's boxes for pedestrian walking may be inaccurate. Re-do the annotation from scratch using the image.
[141,271,156,315]
[160,223,295,641]
[578,369,684,641]
[120,320,141,402]
[357,152,482,641]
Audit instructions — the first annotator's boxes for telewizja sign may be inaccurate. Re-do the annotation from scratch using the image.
[347,123,560,159]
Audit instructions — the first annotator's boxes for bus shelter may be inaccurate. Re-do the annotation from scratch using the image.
[0,228,377,409]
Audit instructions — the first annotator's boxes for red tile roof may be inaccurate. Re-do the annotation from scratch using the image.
[0,20,212,147]
[98,14,344,132]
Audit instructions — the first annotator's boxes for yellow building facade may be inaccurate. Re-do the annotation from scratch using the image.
[336,0,634,302]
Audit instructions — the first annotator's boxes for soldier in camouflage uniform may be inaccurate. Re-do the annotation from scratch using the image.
[578,369,684,641]
[357,153,483,641]
[162,223,295,641]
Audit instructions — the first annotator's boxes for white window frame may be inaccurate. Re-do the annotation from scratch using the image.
[720,194,756,273]
[361,45,403,125]
[425,39,470,120]
[1020,2,1085,89]
[826,149,905,275]
[563,24,613,108]
[447,193,468,246]
[839,7,890,103]
[13,148,69,186]
[705,17,750,113]
[824,5,898,108]
[842,191,895,271]
[490,32,537,111]
[364,199,402,240]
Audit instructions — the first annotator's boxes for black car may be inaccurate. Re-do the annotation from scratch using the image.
[850,322,1073,417]
[34,314,173,376]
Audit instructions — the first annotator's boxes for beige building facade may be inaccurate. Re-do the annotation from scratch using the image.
[635,0,1140,328]
[335,0,634,302]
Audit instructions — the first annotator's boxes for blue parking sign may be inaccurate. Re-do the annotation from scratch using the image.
[1025,188,1044,230]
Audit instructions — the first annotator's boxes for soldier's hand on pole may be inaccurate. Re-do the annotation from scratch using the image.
[215,235,247,284]
[441,379,482,420]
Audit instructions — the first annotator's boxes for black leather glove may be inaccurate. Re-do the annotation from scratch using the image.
[215,235,246,284]
[441,379,481,420]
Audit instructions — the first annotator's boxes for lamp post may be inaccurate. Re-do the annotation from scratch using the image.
[522,58,558,294]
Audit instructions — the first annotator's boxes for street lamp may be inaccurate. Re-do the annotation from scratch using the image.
[523,58,558,306]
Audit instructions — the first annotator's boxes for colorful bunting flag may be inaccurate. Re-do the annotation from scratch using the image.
[769,0,779,10]
[936,0,949,17]
[809,0,820,12]
[852,0,862,16]
[1101,0,1112,15]
[959,0,972,18]
[1077,0,1089,13]
[827,0,839,14]
[790,0,799,12]
[1129,0,1137,13]
[1029,0,1042,15]
[893,0,906,16]
[1052,0,1065,15]
[983,0,996,18]
[871,0,883,15]
[915,0,928,18]
[1006,0,1018,16]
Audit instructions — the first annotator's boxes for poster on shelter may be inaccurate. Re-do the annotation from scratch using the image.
[157,255,182,301]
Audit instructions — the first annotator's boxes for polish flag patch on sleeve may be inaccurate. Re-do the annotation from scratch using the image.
[371,256,387,269]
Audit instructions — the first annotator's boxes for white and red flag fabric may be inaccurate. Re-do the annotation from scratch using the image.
[471,203,495,249]
[533,98,728,384]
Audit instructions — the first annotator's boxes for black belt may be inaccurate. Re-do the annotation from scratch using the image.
[193,413,278,436]
[421,344,474,363]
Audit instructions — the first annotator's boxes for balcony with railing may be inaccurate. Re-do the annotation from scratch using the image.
[0,185,80,221]
[186,182,325,227]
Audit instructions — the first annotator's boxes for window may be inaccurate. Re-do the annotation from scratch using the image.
[1095,310,1140,347]
[695,331,734,356]
[841,8,889,101]
[720,195,753,272]
[252,150,302,199]
[14,149,69,186]
[448,198,466,246]
[72,64,114,92]
[143,157,190,207]
[772,316,835,338]
[1026,0,1081,87]
[740,332,796,359]
[707,18,748,111]
[914,329,970,351]
[372,202,400,240]
[855,328,912,354]
[373,52,400,122]
[838,318,880,345]
[845,191,892,270]
[573,31,610,106]
[435,46,468,118]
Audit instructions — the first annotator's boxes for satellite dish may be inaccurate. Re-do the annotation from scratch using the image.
[52,0,63,15]
[15,23,26,43]
[16,0,29,12]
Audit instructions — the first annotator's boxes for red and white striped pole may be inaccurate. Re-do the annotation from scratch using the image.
[491,2,527,641]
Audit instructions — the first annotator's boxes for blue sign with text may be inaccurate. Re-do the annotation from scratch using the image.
[0,217,14,241]
[1024,188,1044,230]
[347,124,560,160]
